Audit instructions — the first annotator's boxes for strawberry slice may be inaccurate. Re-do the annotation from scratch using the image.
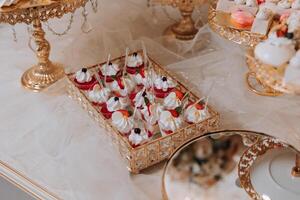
[117,78,125,90]
[195,103,205,110]
[169,110,179,118]
[174,90,184,100]
[119,109,130,117]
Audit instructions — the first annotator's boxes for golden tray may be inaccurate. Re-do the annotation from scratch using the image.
[245,50,300,96]
[208,0,266,47]
[66,52,220,173]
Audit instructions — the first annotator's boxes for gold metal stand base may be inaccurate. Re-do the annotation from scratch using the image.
[21,63,65,92]
[291,154,300,177]
[245,71,282,97]
[164,22,199,40]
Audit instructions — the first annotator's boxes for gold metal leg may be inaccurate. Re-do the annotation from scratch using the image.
[292,153,300,177]
[164,5,199,40]
[245,71,282,97]
[21,17,64,92]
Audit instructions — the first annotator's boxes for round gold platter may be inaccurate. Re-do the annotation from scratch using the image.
[0,0,87,92]
[208,0,266,47]
[162,130,300,200]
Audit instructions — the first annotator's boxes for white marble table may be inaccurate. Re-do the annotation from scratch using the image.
[0,0,300,199]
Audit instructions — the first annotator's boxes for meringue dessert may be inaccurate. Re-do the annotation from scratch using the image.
[128,127,149,147]
[154,76,177,98]
[159,110,183,136]
[100,96,127,119]
[99,62,121,82]
[184,103,209,124]
[126,52,144,75]
[88,84,111,106]
[74,68,97,90]
[112,110,134,135]
[163,90,184,110]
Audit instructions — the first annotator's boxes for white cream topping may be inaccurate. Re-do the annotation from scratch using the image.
[106,96,126,112]
[112,111,134,134]
[235,0,246,4]
[184,105,209,123]
[154,76,177,92]
[287,11,300,32]
[292,0,300,9]
[284,51,300,86]
[88,85,110,103]
[110,77,136,96]
[278,0,291,9]
[141,103,162,125]
[133,90,155,108]
[256,8,272,20]
[128,128,149,146]
[158,111,183,133]
[101,63,120,76]
[289,50,300,66]
[75,69,92,83]
[127,53,143,68]
[246,0,258,7]
[163,92,181,110]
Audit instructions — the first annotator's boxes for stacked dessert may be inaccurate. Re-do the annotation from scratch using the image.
[72,52,210,148]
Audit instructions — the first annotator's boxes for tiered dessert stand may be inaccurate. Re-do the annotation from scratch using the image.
[0,0,87,92]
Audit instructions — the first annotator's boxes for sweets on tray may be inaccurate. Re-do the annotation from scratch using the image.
[67,50,219,173]
[72,52,210,148]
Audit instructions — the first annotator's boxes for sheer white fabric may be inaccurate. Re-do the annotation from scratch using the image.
[0,0,300,199]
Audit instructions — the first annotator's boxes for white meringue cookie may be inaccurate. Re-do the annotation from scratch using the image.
[141,103,162,125]
[112,111,134,135]
[163,92,181,110]
[159,111,183,136]
[101,63,120,76]
[110,77,136,96]
[154,76,177,92]
[184,104,209,123]
[127,53,143,68]
[75,68,92,83]
[106,96,126,112]
[88,85,110,104]
[128,128,149,146]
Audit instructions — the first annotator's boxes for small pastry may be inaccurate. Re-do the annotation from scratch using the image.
[110,76,136,97]
[283,50,300,88]
[163,90,184,110]
[159,110,183,136]
[99,62,121,83]
[111,110,134,135]
[231,9,254,28]
[278,0,291,9]
[246,0,258,7]
[131,89,154,108]
[126,52,144,75]
[154,76,177,98]
[234,0,246,4]
[74,68,97,90]
[184,103,209,124]
[292,0,300,9]
[88,84,110,106]
[141,103,162,136]
[128,127,149,147]
[100,96,127,119]
[256,8,272,20]
[254,34,296,67]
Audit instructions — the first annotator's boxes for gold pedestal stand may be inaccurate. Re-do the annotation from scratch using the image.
[0,0,87,92]
[152,0,204,40]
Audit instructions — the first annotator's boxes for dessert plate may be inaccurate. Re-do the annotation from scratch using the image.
[238,137,300,200]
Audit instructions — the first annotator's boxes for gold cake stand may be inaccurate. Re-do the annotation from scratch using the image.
[208,0,266,47]
[0,0,87,92]
[151,0,205,40]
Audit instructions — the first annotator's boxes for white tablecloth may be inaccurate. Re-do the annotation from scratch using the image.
[1,0,300,199]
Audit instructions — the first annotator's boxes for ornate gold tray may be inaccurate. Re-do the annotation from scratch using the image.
[208,0,266,47]
[66,51,220,173]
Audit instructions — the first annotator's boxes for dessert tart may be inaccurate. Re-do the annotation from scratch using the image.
[126,52,144,75]
[111,110,134,135]
[159,110,183,136]
[99,62,122,83]
[88,84,111,106]
[184,102,210,124]
[74,68,97,90]
[128,127,149,148]
[154,75,177,98]
[100,96,127,119]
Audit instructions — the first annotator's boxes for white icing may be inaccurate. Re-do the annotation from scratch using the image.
[289,50,300,66]
[110,77,136,96]
[158,111,183,134]
[184,105,209,123]
[278,0,291,9]
[287,11,300,32]
[154,76,177,92]
[101,63,120,76]
[88,85,110,103]
[256,8,272,20]
[133,90,155,108]
[106,96,126,112]
[254,35,296,67]
[246,0,258,7]
[292,0,300,9]
[127,53,143,68]
[235,0,246,5]
[163,92,181,110]
[141,103,162,125]
[75,69,92,83]
[112,111,134,134]
[128,128,148,146]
